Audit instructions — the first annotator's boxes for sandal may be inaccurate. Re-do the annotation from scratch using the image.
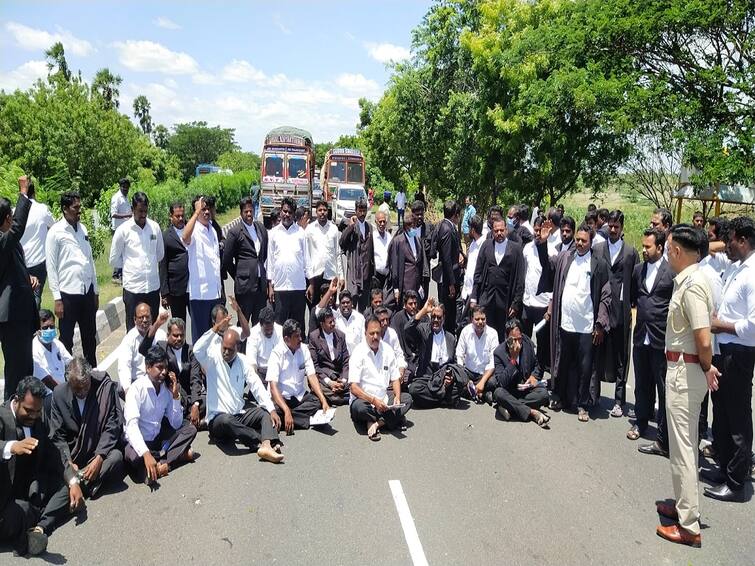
[532,410,550,429]
[626,426,641,440]
[367,421,382,441]
[610,403,623,418]
[549,399,562,411]
[578,409,589,422]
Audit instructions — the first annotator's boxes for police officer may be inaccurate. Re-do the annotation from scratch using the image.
[655,225,720,548]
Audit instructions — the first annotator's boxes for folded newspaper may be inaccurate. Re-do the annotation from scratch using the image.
[309,407,336,426]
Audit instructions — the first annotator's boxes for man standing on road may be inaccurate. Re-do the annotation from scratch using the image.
[305,200,342,308]
[655,225,718,548]
[706,216,755,503]
[523,216,556,372]
[410,200,435,300]
[395,188,406,227]
[434,200,463,333]
[110,192,164,332]
[461,196,476,246]
[117,303,166,397]
[388,214,426,309]
[349,316,413,441]
[160,202,190,324]
[593,210,640,418]
[470,217,526,342]
[46,191,99,367]
[0,176,38,400]
[20,180,54,308]
[505,204,534,246]
[224,196,269,326]
[193,327,284,463]
[372,210,392,294]
[459,215,484,331]
[628,229,674,453]
[268,197,311,333]
[266,320,330,433]
[109,178,132,283]
[183,195,222,340]
[340,198,374,312]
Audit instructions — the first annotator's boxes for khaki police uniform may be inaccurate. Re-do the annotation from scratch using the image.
[665,264,713,535]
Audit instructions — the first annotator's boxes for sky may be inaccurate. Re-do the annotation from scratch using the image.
[0,1,432,151]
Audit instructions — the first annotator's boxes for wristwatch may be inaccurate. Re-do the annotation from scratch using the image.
[68,476,80,487]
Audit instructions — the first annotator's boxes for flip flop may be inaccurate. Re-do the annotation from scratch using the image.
[578,409,589,422]
[367,422,381,441]
[627,426,641,440]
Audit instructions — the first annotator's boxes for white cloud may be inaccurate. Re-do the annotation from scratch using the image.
[5,22,94,56]
[273,13,292,35]
[153,17,181,30]
[192,71,217,85]
[112,40,199,75]
[365,42,410,64]
[221,60,267,83]
[335,73,381,97]
[0,60,47,92]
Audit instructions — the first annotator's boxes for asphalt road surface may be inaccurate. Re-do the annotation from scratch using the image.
[2,271,754,565]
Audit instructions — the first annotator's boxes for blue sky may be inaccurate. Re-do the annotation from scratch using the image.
[0,1,432,150]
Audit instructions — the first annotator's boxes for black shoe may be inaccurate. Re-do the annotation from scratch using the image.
[699,468,726,484]
[703,483,744,502]
[638,441,669,457]
[497,406,511,421]
[482,391,494,406]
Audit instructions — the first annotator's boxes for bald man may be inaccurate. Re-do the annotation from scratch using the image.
[372,210,392,294]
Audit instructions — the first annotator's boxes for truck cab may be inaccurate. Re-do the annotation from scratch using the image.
[320,148,367,227]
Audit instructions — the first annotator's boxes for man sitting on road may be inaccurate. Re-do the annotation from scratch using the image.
[308,307,350,406]
[266,320,331,434]
[363,288,387,319]
[390,290,422,374]
[49,357,125,500]
[124,345,197,484]
[32,309,72,415]
[349,316,413,441]
[491,319,550,427]
[194,327,284,463]
[374,306,408,384]
[456,305,499,403]
[117,303,166,397]
[334,290,365,354]
[246,306,282,381]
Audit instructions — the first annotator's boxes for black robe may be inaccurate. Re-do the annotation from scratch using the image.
[470,238,526,320]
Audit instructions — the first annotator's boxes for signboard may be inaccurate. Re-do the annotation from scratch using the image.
[331,148,362,157]
[265,135,307,146]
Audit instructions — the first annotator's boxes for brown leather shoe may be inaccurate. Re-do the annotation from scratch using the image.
[656,502,678,520]
[656,523,701,548]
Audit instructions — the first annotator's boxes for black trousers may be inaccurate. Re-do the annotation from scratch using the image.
[27,262,47,310]
[275,392,322,429]
[397,208,405,227]
[554,330,594,410]
[485,304,510,344]
[712,343,755,491]
[409,371,470,408]
[79,449,125,497]
[494,386,549,421]
[439,284,457,334]
[209,405,280,449]
[123,289,160,332]
[167,292,189,326]
[353,286,371,314]
[274,290,306,334]
[522,305,550,372]
[608,317,629,405]
[189,298,222,342]
[320,380,350,406]
[371,271,388,294]
[1,319,34,400]
[236,287,268,326]
[350,391,412,429]
[125,418,197,479]
[59,285,98,367]
[632,344,668,446]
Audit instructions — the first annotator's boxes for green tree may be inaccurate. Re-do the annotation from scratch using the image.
[44,41,71,84]
[152,124,170,149]
[91,68,122,110]
[166,121,238,181]
[217,150,261,173]
[132,95,153,135]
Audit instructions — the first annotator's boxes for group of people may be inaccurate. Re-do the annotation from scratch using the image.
[0,172,753,555]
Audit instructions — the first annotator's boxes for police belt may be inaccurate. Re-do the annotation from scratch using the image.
[665,351,700,364]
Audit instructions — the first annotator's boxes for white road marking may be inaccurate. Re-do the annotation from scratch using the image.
[96,344,120,373]
[389,480,429,566]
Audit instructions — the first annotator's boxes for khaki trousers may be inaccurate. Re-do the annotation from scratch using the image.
[666,359,708,535]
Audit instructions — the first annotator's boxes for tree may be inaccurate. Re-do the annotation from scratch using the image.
[617,135,682,211]
[133,95,153,135]
[91,68,122,110]
[45,42,71,84]
[166,121,238,181]
[152,124,170,149]
[217,150,261,173]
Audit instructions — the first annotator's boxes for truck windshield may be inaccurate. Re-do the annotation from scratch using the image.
[328,161,346,182]
[347,162,364,184]
[264,155,284,178]
[338,188,366,201]
[288,156,308,180]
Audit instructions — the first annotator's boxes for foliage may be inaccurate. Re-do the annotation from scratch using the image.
[133,95,153,135]
[166,121,238,182]
[91,68,122,110]
[217,150,261,176]
[45,42,71,84]
[153,124,170,149]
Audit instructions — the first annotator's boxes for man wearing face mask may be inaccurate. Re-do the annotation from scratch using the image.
[340,198,374,313]
[32,310,72,415]
[117,303,166,397]
[506,204,534,246]
[48,357,124,501]
[388,214,427,307]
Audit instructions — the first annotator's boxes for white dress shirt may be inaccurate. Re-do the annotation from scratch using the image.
[266,342,316,401]
[717,253,755,347]
[32,337,72,394]
[193,329,275,422]
[118,327,167,393]
[431,330,449,365]
[247,322,283,373]
[396,191,406,209]
[382,326,407,369]
[547,229,561,250]
[592,232,606,247]
[455,324,497,374]
[124,376,183,457]
[348,340,400,404]
[305,220,343,280]
[2,401,32,460]
[45,219,98,300]
[110,190,131,230]
[373,229,392,275]
[642,259,663,345]
[523,240,556,308]
[20,198,54,268]
[109,218,164,293]
[268,223,312,291]
[607,239,624,300]
[494,239,508,264]
[186,221,221,300]
[462,236,484,300]
[323,331,336,359]
[334,310,365,354]
[560,251,594,334]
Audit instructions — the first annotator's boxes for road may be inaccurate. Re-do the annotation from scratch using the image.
[2,260,754,565]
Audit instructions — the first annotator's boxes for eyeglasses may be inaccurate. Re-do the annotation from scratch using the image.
[430,315,443,320]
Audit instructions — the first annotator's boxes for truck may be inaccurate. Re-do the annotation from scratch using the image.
[320,148,367,227]
[259,126,315,225]
[195,163,232,176]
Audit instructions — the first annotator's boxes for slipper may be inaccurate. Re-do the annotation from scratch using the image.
[610,403,623,418]
[549,399,562,411]
[626,426,641,440]
[532,410,550,429]
[367,422,381,441]
[578,409,589,422]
